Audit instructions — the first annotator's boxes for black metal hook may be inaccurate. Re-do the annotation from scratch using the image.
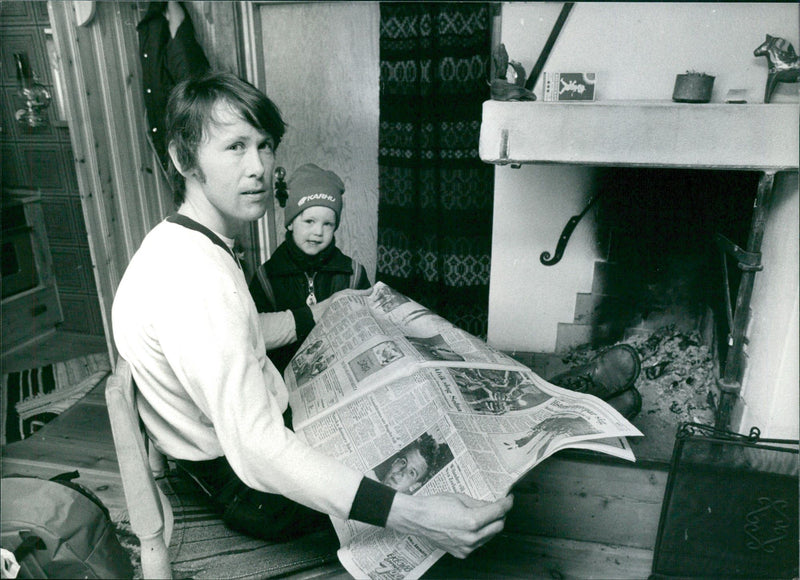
[540,191,601,266]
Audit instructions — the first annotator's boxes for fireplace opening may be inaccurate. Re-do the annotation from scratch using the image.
[557,167,764,459]
[593,167,762,360]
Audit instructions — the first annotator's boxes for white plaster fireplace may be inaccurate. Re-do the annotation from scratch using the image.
[480,99,799,438]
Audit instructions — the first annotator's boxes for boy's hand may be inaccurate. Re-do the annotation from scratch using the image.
[386,492,513,558]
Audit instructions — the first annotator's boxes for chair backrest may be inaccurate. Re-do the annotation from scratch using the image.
[105,357,174,579]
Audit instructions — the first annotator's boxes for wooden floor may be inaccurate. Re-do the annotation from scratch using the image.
[1,332,666,579]
[1,331,125,515]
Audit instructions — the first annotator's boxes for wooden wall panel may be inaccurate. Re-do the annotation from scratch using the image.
[183,2,240,73]
[2,142,22,185]
[48,1,173,359]
[0,28,49,85]
[0,1,36,26]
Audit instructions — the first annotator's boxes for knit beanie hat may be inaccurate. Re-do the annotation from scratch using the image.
[284,163,345,228]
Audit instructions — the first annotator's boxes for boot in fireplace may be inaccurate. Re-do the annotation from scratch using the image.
[605,386,642,420]
[549,344,641,418]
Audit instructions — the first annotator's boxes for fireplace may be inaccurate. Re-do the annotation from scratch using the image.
[545,167,766,458]
[480,100,799,443]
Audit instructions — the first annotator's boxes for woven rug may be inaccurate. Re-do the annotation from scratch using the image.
[114,470,340,579]
[1,352,111,445]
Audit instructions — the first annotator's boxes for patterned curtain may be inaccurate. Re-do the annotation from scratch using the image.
[377,2,494,338]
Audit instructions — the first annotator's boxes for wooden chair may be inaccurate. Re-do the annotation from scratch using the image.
[105,358,346,580]
[105,357,174,579]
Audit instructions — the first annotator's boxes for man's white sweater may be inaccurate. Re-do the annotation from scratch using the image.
[112,220,362,519]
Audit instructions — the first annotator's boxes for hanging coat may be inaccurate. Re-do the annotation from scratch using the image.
[137,2,209,170]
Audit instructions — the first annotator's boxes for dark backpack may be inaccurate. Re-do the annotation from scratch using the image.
[1,471,133,579]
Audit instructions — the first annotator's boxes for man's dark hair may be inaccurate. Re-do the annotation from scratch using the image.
[165,71,286,206]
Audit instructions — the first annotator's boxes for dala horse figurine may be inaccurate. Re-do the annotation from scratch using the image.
[754,34,800,103]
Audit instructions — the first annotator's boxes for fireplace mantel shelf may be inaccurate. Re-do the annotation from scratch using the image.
[479,100,799,171]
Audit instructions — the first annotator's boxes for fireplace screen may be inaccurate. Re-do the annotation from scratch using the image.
[651,422,798,579]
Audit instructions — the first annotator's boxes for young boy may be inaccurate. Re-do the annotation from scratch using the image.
[112,70,511,550]
[249,163,371,373]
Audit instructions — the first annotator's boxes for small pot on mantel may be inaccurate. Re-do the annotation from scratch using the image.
[672,72,715,103]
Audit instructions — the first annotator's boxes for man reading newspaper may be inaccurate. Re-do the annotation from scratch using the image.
[113,71,512,565]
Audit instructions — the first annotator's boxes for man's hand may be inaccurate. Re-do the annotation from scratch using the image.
[386,492,513,558]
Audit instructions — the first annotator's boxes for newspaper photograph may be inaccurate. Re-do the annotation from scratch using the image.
[286,282,643,579]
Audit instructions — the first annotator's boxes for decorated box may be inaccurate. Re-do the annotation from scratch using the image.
[543,72,596,102]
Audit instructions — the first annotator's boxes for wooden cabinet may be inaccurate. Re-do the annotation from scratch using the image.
[2,189,63,352]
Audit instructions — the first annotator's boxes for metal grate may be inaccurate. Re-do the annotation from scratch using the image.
[651,422,798,579]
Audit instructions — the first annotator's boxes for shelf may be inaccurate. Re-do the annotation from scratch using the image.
[479,100,799,171]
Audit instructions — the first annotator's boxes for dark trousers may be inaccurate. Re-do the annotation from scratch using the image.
[174,409,332,542]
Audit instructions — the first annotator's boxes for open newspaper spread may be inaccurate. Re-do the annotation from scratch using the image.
[284,282,643,580]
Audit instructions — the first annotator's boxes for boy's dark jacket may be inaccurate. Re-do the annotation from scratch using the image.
[249,240,371,373]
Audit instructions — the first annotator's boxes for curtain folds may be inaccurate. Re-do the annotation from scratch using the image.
[377,2,494,338]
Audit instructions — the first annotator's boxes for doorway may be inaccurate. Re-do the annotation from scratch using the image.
[1,2,106,364]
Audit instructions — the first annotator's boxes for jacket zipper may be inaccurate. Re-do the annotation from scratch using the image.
[305,272,317,306]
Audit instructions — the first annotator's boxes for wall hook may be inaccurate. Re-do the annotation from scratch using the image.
[274,167,288,207]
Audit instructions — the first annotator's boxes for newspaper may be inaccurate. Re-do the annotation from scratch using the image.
[285,282,643,580]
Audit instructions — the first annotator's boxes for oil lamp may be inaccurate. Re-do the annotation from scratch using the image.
[14,52,51,128]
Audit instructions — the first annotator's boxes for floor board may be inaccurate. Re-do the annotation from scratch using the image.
[427,533,654,579]
[1,331,121,511]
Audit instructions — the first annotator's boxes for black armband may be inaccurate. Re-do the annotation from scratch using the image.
[348,477,397,527]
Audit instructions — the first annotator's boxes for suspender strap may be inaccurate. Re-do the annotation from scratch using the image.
[349,259,361,289]
[166,214,242,269]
